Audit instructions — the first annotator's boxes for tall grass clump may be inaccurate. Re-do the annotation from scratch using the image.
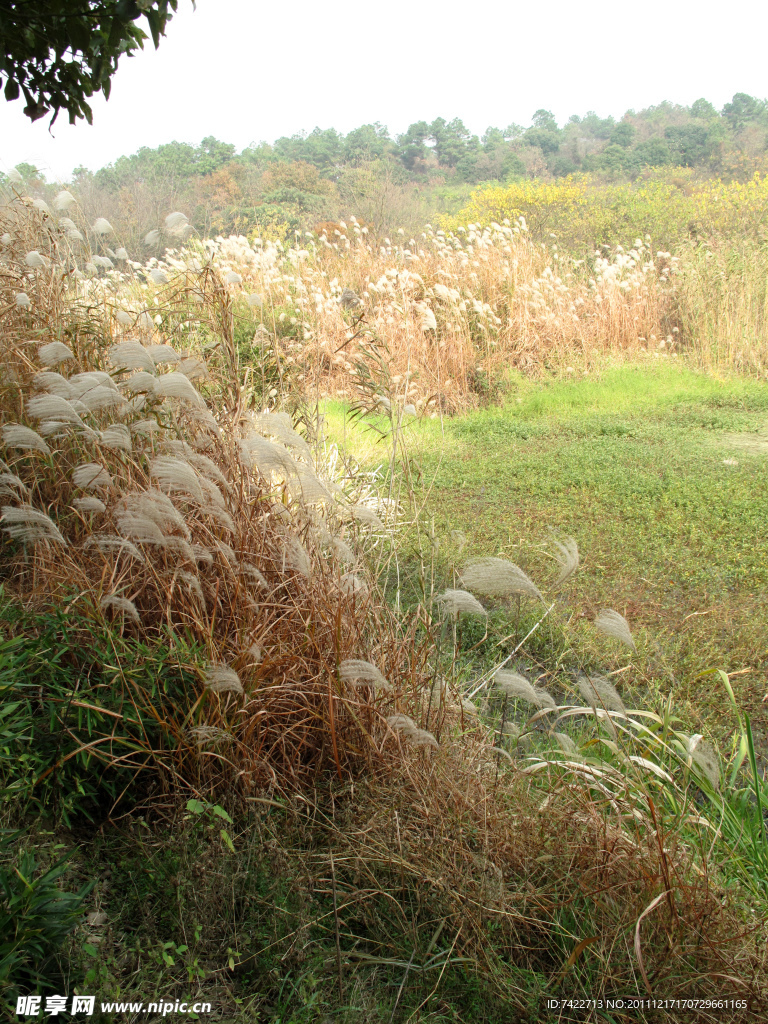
[0,188,433,808]
[673,238,768,373]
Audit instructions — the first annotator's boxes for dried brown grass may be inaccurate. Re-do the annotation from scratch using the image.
[209,222,672,412]
[282,722,767,1020]
[0,192,433,798]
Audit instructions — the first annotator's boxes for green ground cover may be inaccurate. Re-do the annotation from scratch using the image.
[325,359,768,735]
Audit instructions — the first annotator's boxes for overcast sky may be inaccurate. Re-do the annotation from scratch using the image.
[2,0,767,182]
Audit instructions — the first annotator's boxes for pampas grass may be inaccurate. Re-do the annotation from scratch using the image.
[385,713,438,748]
[72,496,106,514]
[72,463,113,490]
[146,345,180,365]
[37,342,74,367]
[435,589,487,618]
[204,665,244,696]
[1,504,67,546]
[577,673,626,715]
[100,594,141,623]
[2,424,51,456]
[551,536,579,586]
[99,424,132,452]
[283,536,312,578]
[339,659,391,690]
[594,609,636,650]
[461,557,543,601]
[0,473,30,499]
[27,394,85,426]
[150,456,204,502]
[33,371,73,399]
[494,669,555,709]
[109,342,156,373]
[153,371,204,405]
[684,734,720,790]
[121,372,157,396]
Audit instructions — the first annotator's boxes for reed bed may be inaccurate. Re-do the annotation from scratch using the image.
[1,188,766,1017]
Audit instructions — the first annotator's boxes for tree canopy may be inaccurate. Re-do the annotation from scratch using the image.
[0,0,190,125]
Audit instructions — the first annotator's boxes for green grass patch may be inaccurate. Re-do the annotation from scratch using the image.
[325,360,768,733]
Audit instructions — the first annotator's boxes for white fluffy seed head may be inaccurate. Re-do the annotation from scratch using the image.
[68,371,118,397]
[77,385,126,413]
[594,609,636,650]
[435,589,486,618]
[387,714,417,736]
[146,345,179,364]
[494,670,555,709]
[551,536,579,585]
[150,456,203,501]
[25,250,46,268]
[241,563,267,589]
[153,371,204,406]
[461,558,543,601]
[187,725,232,747]
[283,536,311,578]
[27,394,84,426]
[54,190,76,211]
[92,217,113,235]
[100,594,140,622]
[1,504,66,546]
[121,489,191,539]
[164,211,189,235]
[239,434,298,482]
[0,473,30,499]
[204,665,244,695]
[385,714,439,748]
[99,424,132,452]
[109,342,155,373]
[84,534,145,562]
[339,659,391,691]
[144,229,160,246]
[72,496,106,513]
[577,674,626,715]
[553,731,578,754]
[177,356,208,381]
[194,544,214,565]
[340,572,368,598]
[348,504,384,530]
[2,424,51,456]
[115,511,166,545]
[121,372,157,396]
[38,342,74,367]
[248,412,312,463]
[684,734,720,790]
[72,463,112,490]
[33,371,73,399]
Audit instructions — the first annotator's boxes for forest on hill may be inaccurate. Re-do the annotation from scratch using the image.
[7,92,768,243]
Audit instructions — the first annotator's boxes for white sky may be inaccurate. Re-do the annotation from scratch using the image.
[1,0,767,182]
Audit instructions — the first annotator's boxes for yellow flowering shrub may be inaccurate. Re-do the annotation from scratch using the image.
[446,170,768,252]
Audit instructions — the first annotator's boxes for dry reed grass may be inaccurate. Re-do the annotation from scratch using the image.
[188,220,673,412]
[1,189,765,1010]
[300,727,767,1020]
[0,191,433,799]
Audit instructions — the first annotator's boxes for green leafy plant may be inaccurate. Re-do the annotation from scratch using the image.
[0,832,94,1003]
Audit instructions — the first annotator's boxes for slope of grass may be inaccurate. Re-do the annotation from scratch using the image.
[325,359,768,734]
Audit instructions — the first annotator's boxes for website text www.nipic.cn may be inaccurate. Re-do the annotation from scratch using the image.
[16,995,213,1017]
